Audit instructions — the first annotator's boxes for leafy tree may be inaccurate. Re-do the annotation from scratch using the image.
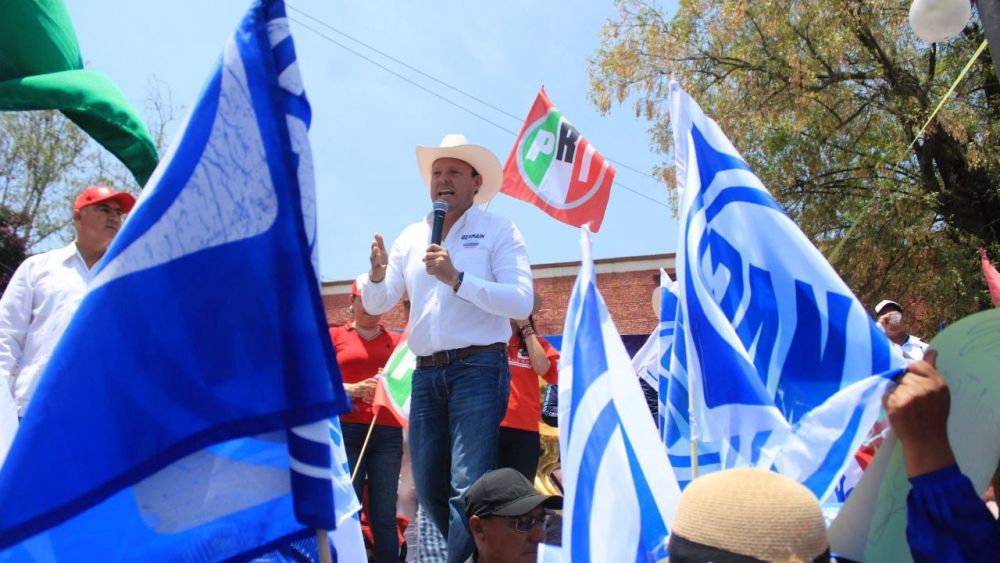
[0,110,92,252]
[0,206,28,293]
[0,80,176,262]
[589,0,1000,334]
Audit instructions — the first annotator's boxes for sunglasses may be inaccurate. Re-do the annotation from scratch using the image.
[494,512,553,533]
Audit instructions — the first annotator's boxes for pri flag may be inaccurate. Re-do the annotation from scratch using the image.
[373,329,416,426]
[669,82,905,501]
[0,0,355,559]
[558,229,681,562]
[501,87,615,232]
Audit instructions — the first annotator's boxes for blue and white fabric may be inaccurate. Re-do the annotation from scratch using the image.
[668,82,905,501]
[558,229,682,562]
[0,1,354,559]
[629,270,674,391]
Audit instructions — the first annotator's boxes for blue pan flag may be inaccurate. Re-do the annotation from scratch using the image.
[668,82,905,501]
[558,229,681,562]
[0,1,352,558]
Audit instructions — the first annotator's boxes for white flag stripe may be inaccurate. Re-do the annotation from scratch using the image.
[668,81,904,501]
[559,229,679,562]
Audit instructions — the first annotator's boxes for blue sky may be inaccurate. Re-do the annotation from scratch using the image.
[67,0,679,282]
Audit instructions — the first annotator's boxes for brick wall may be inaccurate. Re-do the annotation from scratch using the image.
[322,255,675,338]
[322,294,409,332]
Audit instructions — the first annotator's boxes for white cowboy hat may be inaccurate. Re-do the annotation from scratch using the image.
[416,134,503,205]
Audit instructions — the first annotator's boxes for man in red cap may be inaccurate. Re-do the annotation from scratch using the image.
[0,186,136,422]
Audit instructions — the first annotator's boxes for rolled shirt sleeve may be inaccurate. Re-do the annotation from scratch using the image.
[455,219,532,320]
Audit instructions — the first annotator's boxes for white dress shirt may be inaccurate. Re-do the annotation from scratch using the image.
[0,242,92,416]
[360,206,533,357]
[899,334,929,361]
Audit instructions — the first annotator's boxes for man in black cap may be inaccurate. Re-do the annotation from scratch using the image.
[464,468,562,563]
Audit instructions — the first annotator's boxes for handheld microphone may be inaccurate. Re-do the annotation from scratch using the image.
[431,199,448,245]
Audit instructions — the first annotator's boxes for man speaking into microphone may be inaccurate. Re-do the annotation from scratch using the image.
[359,134,533,563]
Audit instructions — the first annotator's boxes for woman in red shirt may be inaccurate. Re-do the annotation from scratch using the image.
[329,281,402,563]
[498,307,559,481]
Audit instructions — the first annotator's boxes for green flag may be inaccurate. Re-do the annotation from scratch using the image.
[373,331,415,426]
[0,0,159,186]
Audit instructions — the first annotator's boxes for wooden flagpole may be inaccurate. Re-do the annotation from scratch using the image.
[689,369,699,480]
[316,529,333,563]
[350,415,378,482]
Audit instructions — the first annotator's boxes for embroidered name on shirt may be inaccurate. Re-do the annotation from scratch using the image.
[462,233,485,248]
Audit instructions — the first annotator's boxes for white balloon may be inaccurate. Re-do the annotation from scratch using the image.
[909,0,973,43]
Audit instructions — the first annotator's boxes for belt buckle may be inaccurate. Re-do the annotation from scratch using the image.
[433,350,450,367]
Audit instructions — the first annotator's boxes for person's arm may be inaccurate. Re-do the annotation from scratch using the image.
[543,344,560,385]
[515,321,550,377]
[884,351,955,477]
[344,378,377,404]
[453,219,532,319]
[885,350,1000,562]
[0,260,34,382]
[906,465,1000,562]
[359,232,405,315]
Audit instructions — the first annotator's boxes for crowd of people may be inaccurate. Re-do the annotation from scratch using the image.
[0,134,998,562]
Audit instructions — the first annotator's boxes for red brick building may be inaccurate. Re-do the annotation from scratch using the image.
[321,253,676,338]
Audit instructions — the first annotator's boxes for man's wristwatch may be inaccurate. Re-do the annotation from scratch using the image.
[453,271,464,292]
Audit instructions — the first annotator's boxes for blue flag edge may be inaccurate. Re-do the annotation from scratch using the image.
[0,0,348,549]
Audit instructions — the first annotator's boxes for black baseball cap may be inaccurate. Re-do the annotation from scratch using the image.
[464,468,562,518]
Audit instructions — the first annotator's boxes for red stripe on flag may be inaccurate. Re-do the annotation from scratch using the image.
[372,377,407,428]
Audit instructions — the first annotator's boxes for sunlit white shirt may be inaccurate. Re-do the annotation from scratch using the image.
[360,206,533,357]
[0,242,92,416]
[898,334,928,361]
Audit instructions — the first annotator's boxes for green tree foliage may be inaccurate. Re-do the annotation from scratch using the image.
[590,0,1000,334]
[0,111,92,252]
[0,206,28,293]
[0,80,175,270]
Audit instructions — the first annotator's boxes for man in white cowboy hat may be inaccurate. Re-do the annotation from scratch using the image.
[359,134,533,563]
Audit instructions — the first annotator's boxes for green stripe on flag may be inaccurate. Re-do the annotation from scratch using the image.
[384,342,414,409]
[0,0,158,185]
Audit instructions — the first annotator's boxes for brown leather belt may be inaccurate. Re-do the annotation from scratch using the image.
[416,343,506,369]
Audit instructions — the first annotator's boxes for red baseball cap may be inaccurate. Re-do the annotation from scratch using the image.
[73,186,137,214]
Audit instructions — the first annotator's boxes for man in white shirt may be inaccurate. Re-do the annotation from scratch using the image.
[874,299,929,361]
[0,186,136,423]
[360,134,533,563]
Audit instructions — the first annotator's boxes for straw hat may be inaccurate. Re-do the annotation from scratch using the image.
[668,469,830,562]
[416,134,502,205]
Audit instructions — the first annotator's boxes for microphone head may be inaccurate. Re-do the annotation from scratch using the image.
[433,199,448,214]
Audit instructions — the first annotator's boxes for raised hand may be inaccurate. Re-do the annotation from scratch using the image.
[370,233,388,282]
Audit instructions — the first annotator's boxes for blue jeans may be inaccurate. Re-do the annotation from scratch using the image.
[342,422,403,563]
[498,427,541,482]
[409,348,510,563]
